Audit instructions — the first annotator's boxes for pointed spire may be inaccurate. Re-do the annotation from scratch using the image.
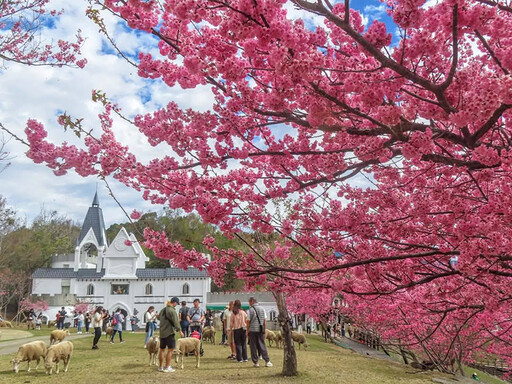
[92,191,100,207]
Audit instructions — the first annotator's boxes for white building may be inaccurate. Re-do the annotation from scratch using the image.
[31,193,211,329]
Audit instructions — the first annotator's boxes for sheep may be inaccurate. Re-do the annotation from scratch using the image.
[105,326,113,339]
[47,321,56,328]
[146,336,160,366]
[11,340,47,373]
[50,329,70,345]
[291,331,309,350]
[174,337,201,369]
[202,326,216,344]
[265,329,278,347]
[274,332,283,349]
[0,320,13,328]
[44,340,73,375]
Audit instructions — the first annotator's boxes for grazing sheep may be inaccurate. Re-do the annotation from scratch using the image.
[44,340,73,375]
[274,332,283,349]
[47,321,56,328]
[11,340,47,373]
[50,329,70,345]
[146,336,160,366]
[202,326,216,344]
[174,337,201,369]
[265,329,278,347]
[291,331,309,350]
[0,320,13,328]
[105,326,113,339]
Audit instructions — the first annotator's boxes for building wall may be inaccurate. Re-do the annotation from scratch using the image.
[33,276,211,330]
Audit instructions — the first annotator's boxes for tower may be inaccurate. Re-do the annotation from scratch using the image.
[74,192,108,272]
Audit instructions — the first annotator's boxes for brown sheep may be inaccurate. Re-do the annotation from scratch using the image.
[105,326,114,339]
[291,331,309,350]
[50,330,70,345]
[202,326,216,344]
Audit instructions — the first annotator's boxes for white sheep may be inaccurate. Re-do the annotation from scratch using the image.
[146,336,160,366]
[174,337,201,369]
[50,329,70,345]
[291,331,309,350]
[11,340,47,373]
[202,326,216,344]
[44,340,73,375]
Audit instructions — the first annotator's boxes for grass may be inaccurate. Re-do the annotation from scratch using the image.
[0,329,507,384]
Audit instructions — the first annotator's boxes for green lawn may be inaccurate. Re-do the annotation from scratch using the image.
[0,331,506,384]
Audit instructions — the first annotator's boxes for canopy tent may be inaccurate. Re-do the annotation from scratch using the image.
[206,305,250,311]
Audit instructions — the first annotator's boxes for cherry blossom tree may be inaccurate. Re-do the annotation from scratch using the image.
[22,0,512,376]
[0,0,86,67]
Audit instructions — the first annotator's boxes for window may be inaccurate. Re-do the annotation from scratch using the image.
[182,283,190,295]
[145,283,153,296]
[269,311,277,321]
[111,284,129,295]
[87,284,94,296]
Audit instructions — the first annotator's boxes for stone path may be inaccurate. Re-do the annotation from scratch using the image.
[0,333,91,356]
[333,335,397,362]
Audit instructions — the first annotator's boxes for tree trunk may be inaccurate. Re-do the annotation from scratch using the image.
[275,291,298,376]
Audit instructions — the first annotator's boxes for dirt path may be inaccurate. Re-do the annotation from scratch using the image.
[0,333,91,356]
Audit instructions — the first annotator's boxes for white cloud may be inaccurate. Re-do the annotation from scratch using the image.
[0,0,213,225]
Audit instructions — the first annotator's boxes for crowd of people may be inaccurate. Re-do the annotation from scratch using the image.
[24,295,275,373]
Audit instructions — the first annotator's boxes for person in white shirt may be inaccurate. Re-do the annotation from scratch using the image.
[74,311,85,334]
[144,306,157,348]
[91,306,103,350]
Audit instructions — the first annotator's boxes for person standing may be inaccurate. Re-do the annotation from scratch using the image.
[188,298,205,356]
[91,306,103,350]
[57,307,67,330]
[35,313,42,330]
[246,297,272,368]
[74,311,84,334]
[178,301,190,337]
[158,297,183,373]
[130,314,137,333]
[230,299,248,363]
[84,311,92,333]
[110,308,124,344]
[144,306,157,348]
[223,301,236,359]
[205,309,213,327]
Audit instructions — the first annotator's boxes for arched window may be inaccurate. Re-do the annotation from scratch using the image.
[269,311,277,321]
[87,284,94,296]
[145,283,153,296]
[182,283,190,295]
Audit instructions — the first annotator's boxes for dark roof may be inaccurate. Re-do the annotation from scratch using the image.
[32,268,209,279]
[76,193,107,247]
[32,268,77,278]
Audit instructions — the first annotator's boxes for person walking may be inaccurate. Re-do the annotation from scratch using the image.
[110,308,124,344]
[246,297,272,368]
[158,297,183,373]
[223,301,236,359]
[144,306,157,348]
[178,301,190,337]
[91,306,103,350]
[230,299,248,363]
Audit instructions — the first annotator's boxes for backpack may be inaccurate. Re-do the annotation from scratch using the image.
[112,315,118,326]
